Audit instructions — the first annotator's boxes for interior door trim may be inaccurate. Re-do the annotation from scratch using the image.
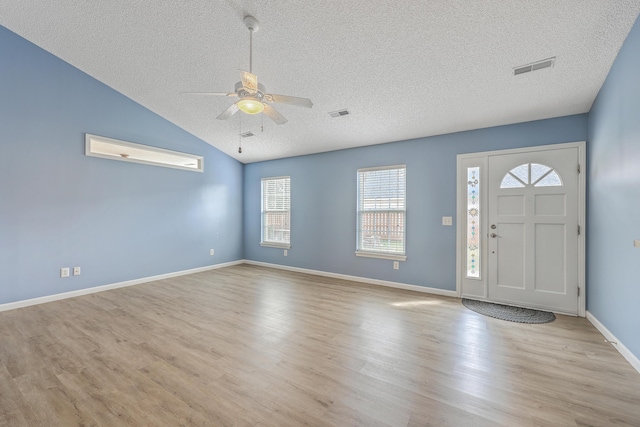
[456,141,586,317]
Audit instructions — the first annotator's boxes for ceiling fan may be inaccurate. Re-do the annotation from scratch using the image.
[185,15,313,125]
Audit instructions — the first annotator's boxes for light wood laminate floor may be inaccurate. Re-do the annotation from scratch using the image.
[1,265,639,426]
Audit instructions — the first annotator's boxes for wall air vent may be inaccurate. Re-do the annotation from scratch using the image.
[329,109,350,118]
[514,57,556,76]
[240,131,254,138]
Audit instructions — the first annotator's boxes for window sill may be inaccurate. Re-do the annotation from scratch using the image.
[260,242,291,249]
[355,251,407,261]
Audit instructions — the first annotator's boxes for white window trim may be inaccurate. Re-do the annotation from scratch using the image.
[261,176,291,248]
[356,164,407,260]
[357,164,406,173]
[260,242,291,249]
[355,251,407,261]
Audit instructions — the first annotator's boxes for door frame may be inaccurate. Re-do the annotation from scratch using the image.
[456,141,586,317]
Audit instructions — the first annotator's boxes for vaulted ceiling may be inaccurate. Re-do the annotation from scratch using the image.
[2,1,639,163]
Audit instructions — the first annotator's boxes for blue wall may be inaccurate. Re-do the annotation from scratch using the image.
[244,115,587,290]
[587,16,640,359]
[4,12,637,364]
[0,26,244,304]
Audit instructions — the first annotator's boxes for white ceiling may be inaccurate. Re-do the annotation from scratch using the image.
[1,1,639,163]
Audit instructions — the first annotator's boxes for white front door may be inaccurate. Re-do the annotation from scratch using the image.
[487,147,579,314]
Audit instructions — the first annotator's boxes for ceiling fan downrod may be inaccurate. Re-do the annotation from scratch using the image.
[243,15,259,73]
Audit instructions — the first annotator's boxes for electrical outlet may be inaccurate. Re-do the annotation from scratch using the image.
[284,249,288,256]
[60,267,70,278]
[210,249,215,256]
[73,267,81,276]
[393,261,399,270]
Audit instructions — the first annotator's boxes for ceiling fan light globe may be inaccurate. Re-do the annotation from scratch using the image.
[237,99,264,115]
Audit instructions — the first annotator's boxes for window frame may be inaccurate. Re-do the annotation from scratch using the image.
[356,164,407,261]
[85,133,203,172]
[260,176,291,249]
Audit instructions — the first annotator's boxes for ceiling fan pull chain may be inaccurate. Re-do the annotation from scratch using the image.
[238,111,243,153]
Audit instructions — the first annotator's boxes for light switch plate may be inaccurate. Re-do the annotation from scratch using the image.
[442,216,453,226]
[634,240,640,248]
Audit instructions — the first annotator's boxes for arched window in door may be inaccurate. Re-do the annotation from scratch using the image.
[500,163,563,188]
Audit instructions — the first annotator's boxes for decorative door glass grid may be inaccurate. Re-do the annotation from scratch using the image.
[500,163,562,188]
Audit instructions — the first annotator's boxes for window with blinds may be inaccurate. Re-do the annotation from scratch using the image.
[261,176,291,248]
[356,165,407,260]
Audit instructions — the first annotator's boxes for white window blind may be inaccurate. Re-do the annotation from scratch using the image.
[261,176,291,248]
[357,165,406,260]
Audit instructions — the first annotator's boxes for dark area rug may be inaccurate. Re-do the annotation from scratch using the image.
[462,298,556,324]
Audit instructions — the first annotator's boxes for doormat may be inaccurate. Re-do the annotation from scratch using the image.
[462,298,556,324]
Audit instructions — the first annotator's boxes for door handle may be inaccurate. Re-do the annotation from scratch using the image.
[490,233,498,238]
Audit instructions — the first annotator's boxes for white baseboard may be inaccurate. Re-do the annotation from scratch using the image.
[243,260,459,298]
[0,259,457,313]
[0,260,243,313]
[586,311,640,374]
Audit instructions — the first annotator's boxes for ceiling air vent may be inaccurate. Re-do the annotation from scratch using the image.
[329,109,350,118]
[240,131,254,138]
[514,57,555,76]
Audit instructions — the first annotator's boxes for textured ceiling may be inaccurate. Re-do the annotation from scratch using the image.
[1,1,639,163]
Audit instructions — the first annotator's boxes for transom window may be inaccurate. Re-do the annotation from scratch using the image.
[500,163,562,188]
[356,165,407,260]
[261,176,291,248]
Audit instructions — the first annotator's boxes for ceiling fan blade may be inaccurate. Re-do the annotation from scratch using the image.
[181,92,237,97]
[262,104,288,125]
[264,94,313,108]
[216,103,240,120]
[241,71,258,94]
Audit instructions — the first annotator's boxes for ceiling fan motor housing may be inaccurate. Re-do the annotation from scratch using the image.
[234,81,266,100]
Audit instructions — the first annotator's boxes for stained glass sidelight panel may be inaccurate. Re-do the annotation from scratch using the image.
[467,167,480,278]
